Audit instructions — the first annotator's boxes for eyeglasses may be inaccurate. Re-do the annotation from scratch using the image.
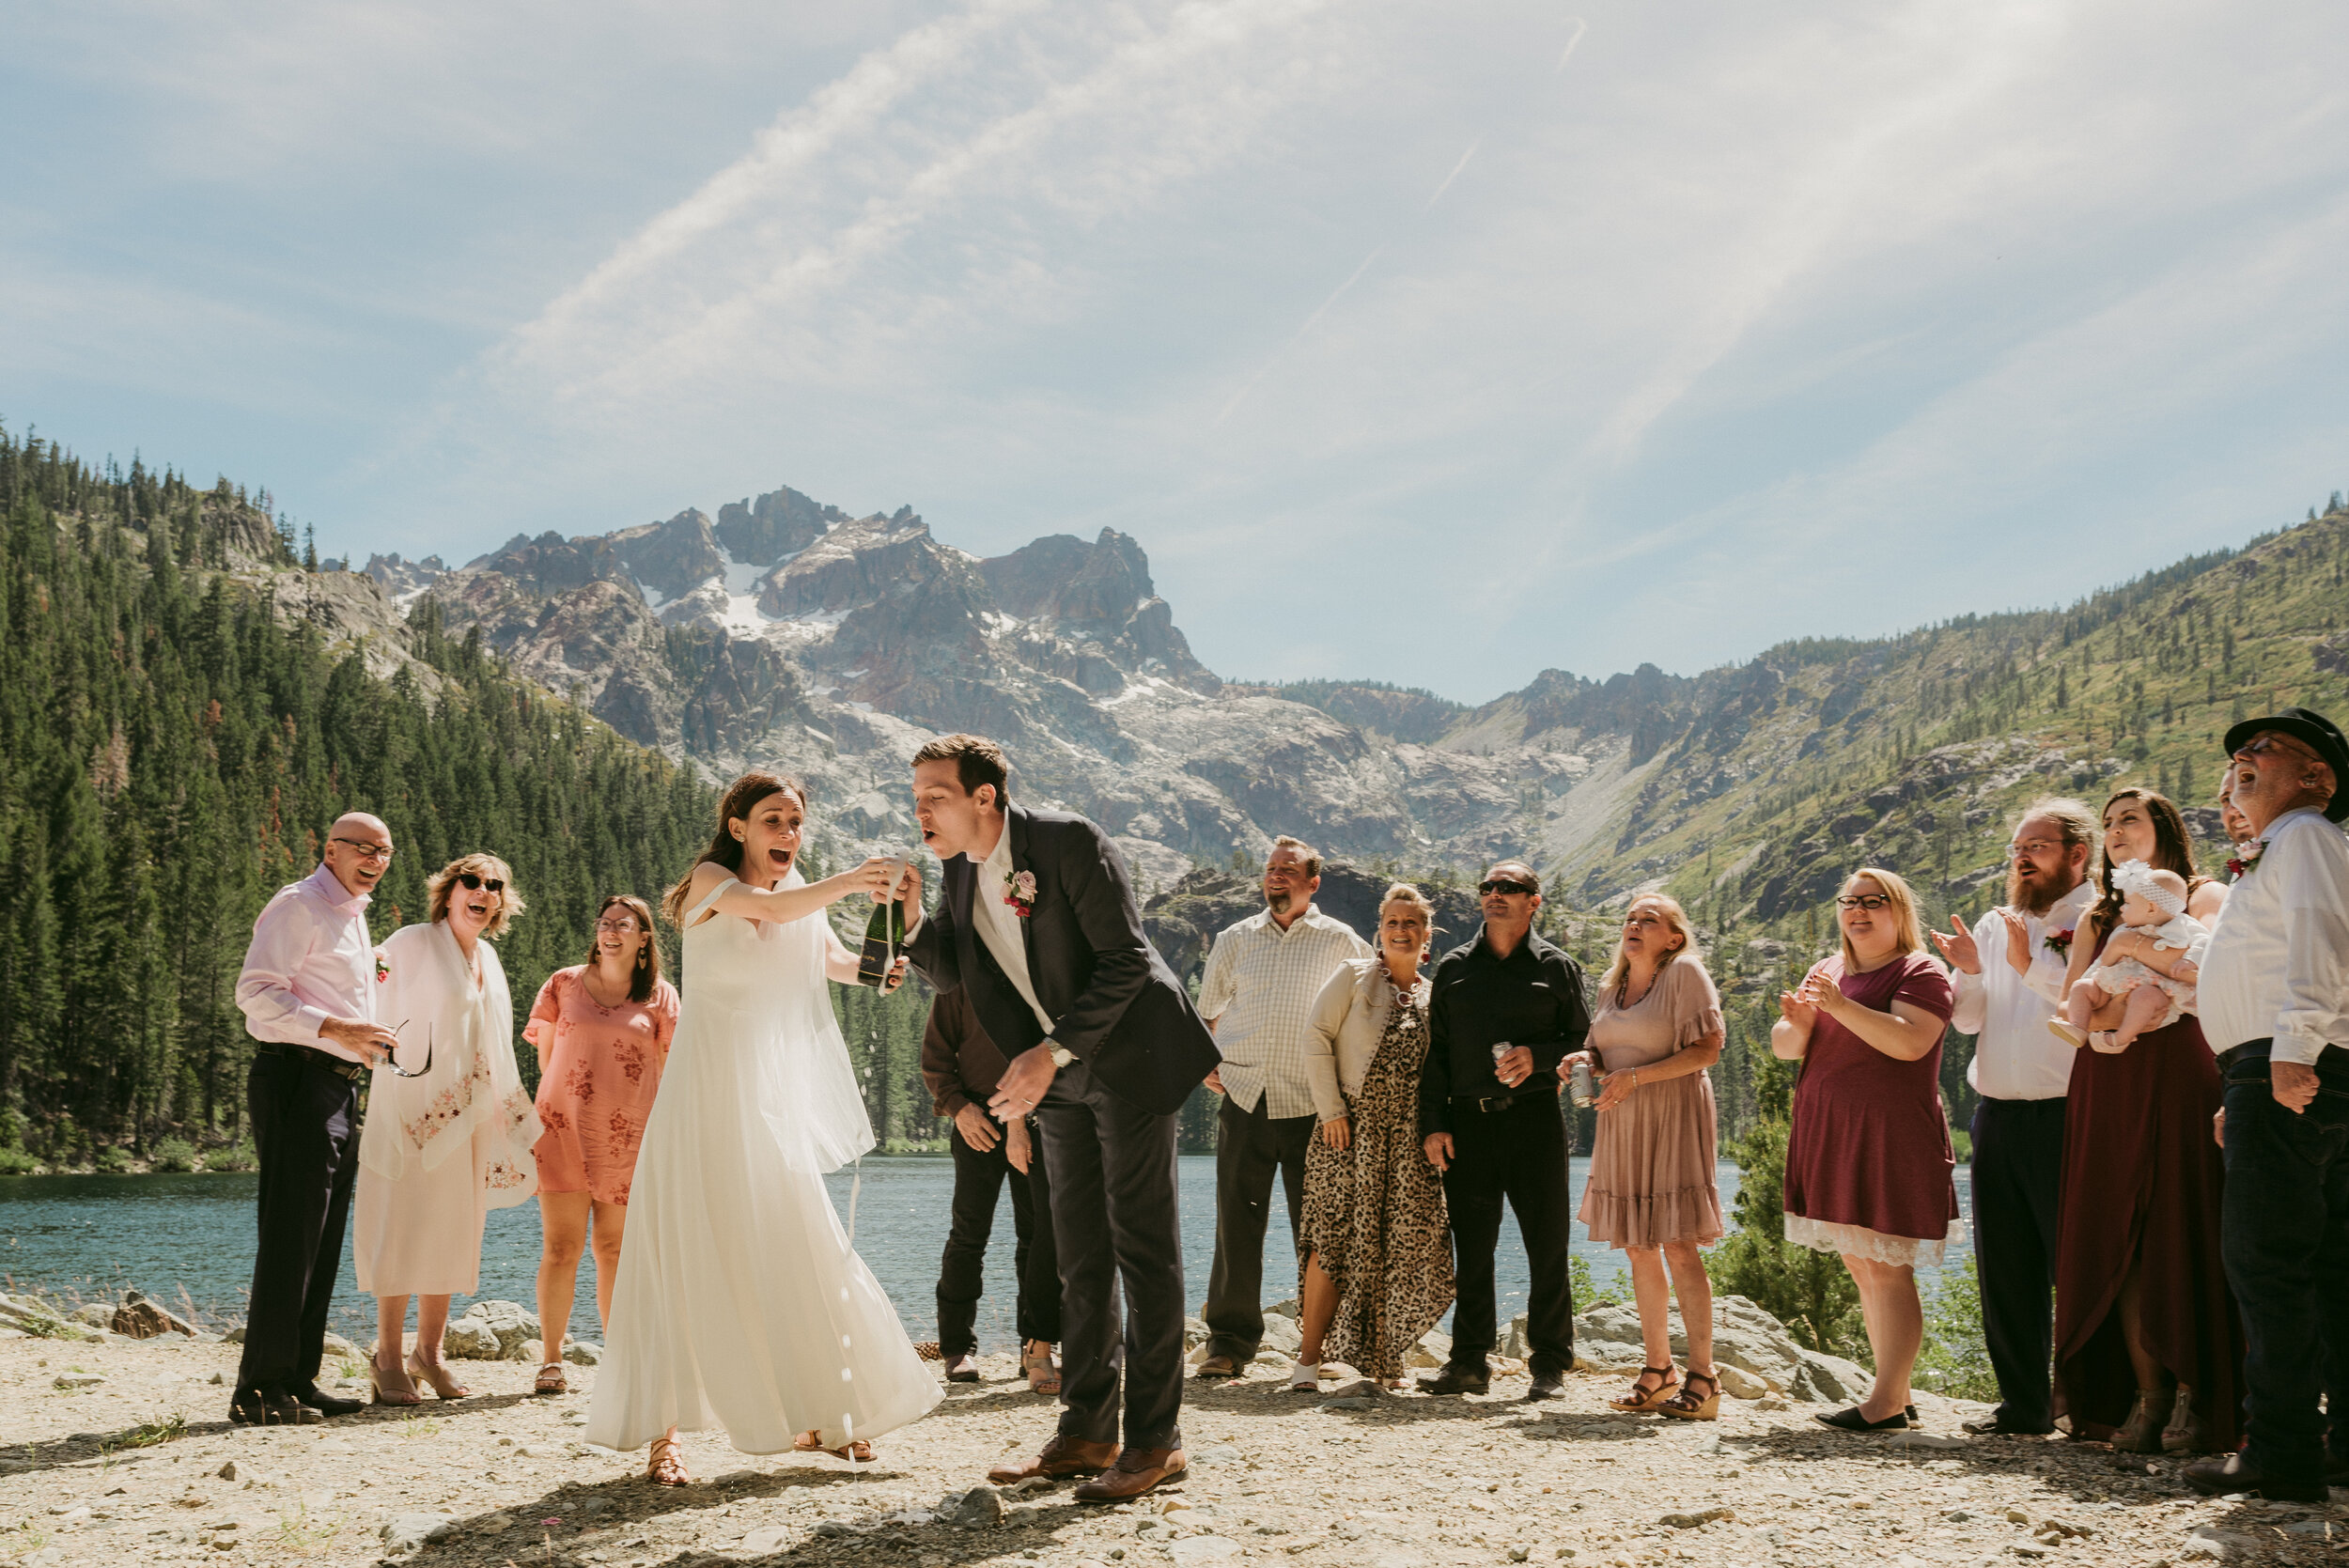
[2005,839,2063,859]
[333,837,395,862]
[1479,878,1538,897]
[594,917,642,935]
[454,873,506,893]
[381,1021,434,1079]
[1836,893,1892,910]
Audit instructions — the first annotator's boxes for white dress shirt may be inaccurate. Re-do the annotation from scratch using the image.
[972,828,1055,1038]
[1196,905,1372,1118]
[2199,807,2349,1064]
[1953,878,2095,1101]
[235,864,378,1060]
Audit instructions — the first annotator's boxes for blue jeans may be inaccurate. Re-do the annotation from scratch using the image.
[2218,1041,2349,1484]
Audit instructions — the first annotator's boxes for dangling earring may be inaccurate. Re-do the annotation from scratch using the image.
[635,944,648,970]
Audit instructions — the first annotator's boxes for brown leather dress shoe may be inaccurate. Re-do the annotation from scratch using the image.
[986,1433,1119,1485]
[1074,1446,1188,1502]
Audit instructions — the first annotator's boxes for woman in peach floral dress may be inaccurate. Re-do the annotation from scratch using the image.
[353,853,544,1405]
[524,894,679,1391]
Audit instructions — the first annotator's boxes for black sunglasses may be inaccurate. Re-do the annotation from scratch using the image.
[1479,878,1538,897]
[455,873,506,893]
[381,1021,434,1079]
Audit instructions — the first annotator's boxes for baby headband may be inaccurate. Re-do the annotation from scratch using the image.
[2110,859,2186,917]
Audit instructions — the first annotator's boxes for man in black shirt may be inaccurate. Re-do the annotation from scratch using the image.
[1418,861,1591,1399]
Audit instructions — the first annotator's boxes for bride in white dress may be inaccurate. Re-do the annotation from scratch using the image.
[586,771,940,1483]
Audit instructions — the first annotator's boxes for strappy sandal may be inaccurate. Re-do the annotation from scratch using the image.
[1608,1364,1679,1413]
[1287,1361,1322,1392]
[1658,1368,1721,1421]
[407,1346,472,1400]
[1023,1341,1062,1395]
[370,1351,422,1407]
[793,1432,875,1461]
[534,1361,568,1395]
[647,1435,689,1486]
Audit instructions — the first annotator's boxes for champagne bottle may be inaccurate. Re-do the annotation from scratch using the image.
[856,878,908,988]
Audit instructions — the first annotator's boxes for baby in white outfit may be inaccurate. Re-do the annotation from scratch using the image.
[2048,862,2209,1054]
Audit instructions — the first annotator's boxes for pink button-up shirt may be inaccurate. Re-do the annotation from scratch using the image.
[235,864,378,1060]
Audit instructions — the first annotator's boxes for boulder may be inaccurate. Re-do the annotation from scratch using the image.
[112,1290,195,1340]
[1259,1314,1302,1357]
[1408,1327,1451,1369]
[950,1485,1005,1529]
[444,1300,539,1360]
[320,1331,361,1359]
[1182,1316,1210,1351]
[1570,1295,1871,1403]
[564,1340,602,1366]
[1266,1297,1300,1320]
[70,1303,115,1327]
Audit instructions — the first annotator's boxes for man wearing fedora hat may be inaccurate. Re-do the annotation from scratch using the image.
[2185,706,2349,1502]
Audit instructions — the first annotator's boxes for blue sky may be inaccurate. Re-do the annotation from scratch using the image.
[7,1,2347,703]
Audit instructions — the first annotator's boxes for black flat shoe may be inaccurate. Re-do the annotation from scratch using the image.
[1417,1364,1490,1396]
[2185,1452,2327,1503]
[1962,1414,2053,1436]
[1815,1405,1911,1433]
[228,1386,319,1426]
[291,1381,365,1418]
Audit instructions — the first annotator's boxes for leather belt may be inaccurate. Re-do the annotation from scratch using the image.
[1455,1092,1523,1114]
[256,1042,369,1083]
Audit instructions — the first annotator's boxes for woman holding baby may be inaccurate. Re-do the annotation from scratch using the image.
[2049,786,2241,1454]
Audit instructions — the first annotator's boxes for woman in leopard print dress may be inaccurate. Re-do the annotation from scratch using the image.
[1294,884,1454,1386]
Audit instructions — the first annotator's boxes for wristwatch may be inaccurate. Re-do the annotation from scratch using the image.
[1046,1041,1075,1067]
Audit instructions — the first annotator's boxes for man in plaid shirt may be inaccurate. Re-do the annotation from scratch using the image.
[1193,836,1371,1377]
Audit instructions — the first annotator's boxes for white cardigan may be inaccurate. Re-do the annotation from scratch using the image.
[1303,955,1432,1124]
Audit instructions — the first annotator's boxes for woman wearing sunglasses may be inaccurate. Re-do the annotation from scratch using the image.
[522,894,680,1394]
[352,853,544,1405]
[1775,867,1961,1433]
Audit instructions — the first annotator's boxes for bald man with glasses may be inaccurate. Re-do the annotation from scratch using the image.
[1417,862,1591,1400]
[228,814,401,1426]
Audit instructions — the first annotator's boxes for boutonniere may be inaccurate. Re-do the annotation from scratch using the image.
[2043,928,2074,958]
[2226,844,2264,882]
[374,953,390,984]
[1003,868,1037,919]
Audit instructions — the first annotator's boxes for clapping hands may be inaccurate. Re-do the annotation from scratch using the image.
[1927,915,1982,975]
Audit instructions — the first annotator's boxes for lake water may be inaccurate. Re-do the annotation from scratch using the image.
[0,1157,1972,1352]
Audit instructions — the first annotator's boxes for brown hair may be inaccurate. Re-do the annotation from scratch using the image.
[1270,834,1322,878]
[425,853,523,939]
[661,770,809,926]
[1601,893,1695,991]
[587,893,662,1003]
[1838,867,1923,970]
[2091,787,2202,939]
[910,733,1009,805]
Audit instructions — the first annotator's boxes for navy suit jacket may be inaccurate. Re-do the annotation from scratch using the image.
[906,805,1218,1117]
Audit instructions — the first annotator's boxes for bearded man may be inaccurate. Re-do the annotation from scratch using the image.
[1930,798,2098,1436]
[1193,836,1370,1379]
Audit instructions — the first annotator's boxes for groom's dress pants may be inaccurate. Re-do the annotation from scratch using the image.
[1036,1060,1185,1452]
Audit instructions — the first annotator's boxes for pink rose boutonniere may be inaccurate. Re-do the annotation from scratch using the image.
[374,953,390,984]
[2044,928,2075,959]
[1003,868,1038,919]
[2226,843,2264,882]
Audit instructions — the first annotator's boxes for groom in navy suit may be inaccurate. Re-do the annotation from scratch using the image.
[903,733,1219,1500]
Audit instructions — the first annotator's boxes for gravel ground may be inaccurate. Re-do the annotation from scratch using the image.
[0,1332,2336,1567]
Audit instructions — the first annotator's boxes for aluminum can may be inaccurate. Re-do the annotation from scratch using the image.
[1568,1060,1597,1109]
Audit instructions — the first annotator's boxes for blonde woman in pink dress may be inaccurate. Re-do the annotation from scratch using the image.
[1568,894,1729,1420]
[525,893,680,1394]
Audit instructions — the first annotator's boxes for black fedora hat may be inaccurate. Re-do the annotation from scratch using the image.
[2223,706,2349,823]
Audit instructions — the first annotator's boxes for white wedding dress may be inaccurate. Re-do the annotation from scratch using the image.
[586,874,941,1454]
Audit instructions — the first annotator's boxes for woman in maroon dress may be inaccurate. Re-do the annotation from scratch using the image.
[2050,787,2239,1453]
[1777,867,1962,1433]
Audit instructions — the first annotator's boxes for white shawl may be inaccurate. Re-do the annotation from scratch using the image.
[357,921,542,1207]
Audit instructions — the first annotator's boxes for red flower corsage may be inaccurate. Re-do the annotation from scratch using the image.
[2226,845,2264,882]
[2044,928,2074,957]
[1003,868,1037,919]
